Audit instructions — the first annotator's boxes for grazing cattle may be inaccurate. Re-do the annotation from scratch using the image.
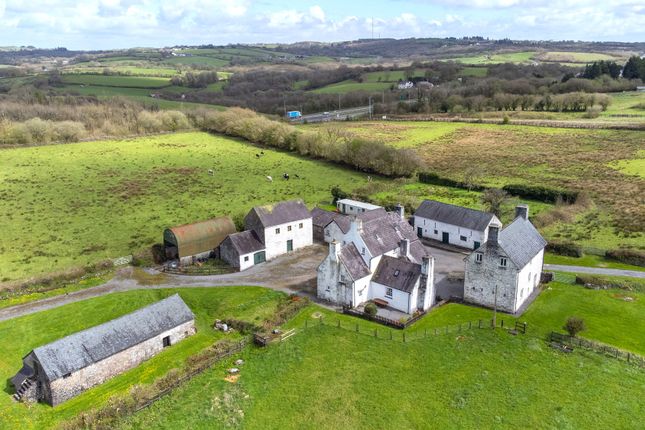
[260,151,265,155]
[266,176,273,182]
[367,175,372,182]
[208,169,214,176]
[294,174,301,179]
[283,173,289,180]
[256,154,260,158]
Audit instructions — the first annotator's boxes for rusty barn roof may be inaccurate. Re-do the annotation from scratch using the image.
[164,217,236,258]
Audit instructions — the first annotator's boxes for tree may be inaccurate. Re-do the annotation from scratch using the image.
[563,316,586,337]
[481,188,508,217]
[364,303,378,318]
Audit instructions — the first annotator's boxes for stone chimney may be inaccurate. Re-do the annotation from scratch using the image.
[329,240,341,262]
[349,216,363,234]
[515,204,529,220]
[399,239,410,259]
[394,203,405,220]
[488,222,501,245]
[421,254,432,276]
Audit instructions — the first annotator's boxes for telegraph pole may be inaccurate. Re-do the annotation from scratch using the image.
[368,96,372,120]
[338,93,341,111]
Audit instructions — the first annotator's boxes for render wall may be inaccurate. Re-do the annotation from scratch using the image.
[514,249,544,310]
[463,248,518,313]
[179,250,212,266]
[262,218,313,260]
[323,221,345,244]
[414,216,488,250]
[316,255,352,306]
[370,281,414,314]
[46,320,196,406]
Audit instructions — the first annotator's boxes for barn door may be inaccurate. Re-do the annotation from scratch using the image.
[287,240,293,252]
[254,251,266,264]
[442,232,450,244]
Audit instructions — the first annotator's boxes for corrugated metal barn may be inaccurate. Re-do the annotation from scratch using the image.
[164,217,236,264]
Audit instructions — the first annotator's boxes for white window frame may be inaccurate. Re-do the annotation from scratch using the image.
[500,257,507,268]
[385,287,393,298]
[475,253,483,263]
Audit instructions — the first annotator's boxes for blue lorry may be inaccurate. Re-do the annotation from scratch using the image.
[286,111,302,119]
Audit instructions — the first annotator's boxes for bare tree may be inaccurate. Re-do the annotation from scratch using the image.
[481,188,508,217]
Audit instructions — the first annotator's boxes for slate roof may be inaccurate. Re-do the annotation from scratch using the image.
[311,207,341,229]
[339,243,370,280]
[224,230,265,256]
[31,295,194,382]
[372,256,421,293]
[362,212,418,257]
[249,200,311,228]
[408,240,430,264]
[415,200,498,232]
[330,208,388,234]
[497,217,547,268]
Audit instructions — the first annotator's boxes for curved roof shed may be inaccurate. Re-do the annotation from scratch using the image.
[164,217,236,259]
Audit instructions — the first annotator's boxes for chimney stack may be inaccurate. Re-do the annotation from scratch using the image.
[395,203,405,220]
[515,204,529,220]
[400,239,410,259]
[421,254,432,276]
[488,222,501,245]
[350,216,363,234]
[329,240,341,262]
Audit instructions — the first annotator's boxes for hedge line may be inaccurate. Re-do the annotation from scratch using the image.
[546,241,583,258]
[606,249,645,267]
[575,274,644,293]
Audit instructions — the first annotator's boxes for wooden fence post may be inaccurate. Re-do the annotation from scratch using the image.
[356,323,359,332]
[403,333,406,343]
[434,328,438,335]
[478,319,482,329]
[337,320,340,328]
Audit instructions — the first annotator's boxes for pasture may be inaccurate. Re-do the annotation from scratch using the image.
[536,51,627,64]
[0,132,381,283]
[61,74,171,88]
[310,80,392,94]
[445,51,536,65]
[0,287,284,429]
[119,280,645,429]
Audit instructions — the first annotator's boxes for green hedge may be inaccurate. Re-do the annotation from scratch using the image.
[501,184,578,204]
[546,241,584,258]
[606,249,645,267]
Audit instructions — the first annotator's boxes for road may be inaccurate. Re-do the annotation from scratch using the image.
[296,106,372,123]
[544,264,645,278]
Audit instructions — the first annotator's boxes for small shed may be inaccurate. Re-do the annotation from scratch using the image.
[164,217,236,264]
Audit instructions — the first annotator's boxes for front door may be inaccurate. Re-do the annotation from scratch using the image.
[417,227,423,237]
[287,240,293,252]
[442,232,450,244]
[254,251,266,264]
[474,241,481,250]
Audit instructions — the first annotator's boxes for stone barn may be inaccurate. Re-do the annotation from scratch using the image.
[11,294,196,406]
[219,230,266,271]
[164,216,236,265]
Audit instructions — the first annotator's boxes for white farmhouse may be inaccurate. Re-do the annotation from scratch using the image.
[317,207,435,315]
[463,205,547,314]
[413,200,500,250]
[220,200,312,270]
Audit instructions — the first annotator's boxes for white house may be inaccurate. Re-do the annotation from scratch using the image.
[413,200,500,250]
[463,205,547,314]
[220,200,312,271]
[336,199,382,215]
[317,206,435,315]
[398,81,414,89]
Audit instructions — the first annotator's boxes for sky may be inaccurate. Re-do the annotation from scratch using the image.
[1,0,644,50]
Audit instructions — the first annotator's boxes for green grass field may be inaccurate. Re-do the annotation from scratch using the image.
[0,132,383,282]
[118,279,645,429]
[459,66,488,77]
[0,287,284,429]
[445,51,536,65]
[537,51,625,63]
[61,74,171,88]
[62,66,180,77]
[544,253,645,271]
[311,80,392,94]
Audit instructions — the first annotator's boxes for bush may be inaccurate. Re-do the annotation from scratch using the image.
[53,120,86,142]
[606,248,645,267]
[364,303,378,317]
[502,184,578,204]
[575,274,644,293]
[563,316,586,337]
[331,185,349,203]
[546,241,583,258]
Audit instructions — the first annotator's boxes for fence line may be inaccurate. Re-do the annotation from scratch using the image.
[549,332,645,368]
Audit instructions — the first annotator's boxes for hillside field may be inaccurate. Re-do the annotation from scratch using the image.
[0,132,383,282]
[60,74,171,88]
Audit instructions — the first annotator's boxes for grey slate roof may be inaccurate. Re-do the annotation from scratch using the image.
[362,212,418,257]
[497,217,547,268]
[31,294,194,382]
[415,200,497,232]
[224,230,265,255]
[408,240,430,265]
[249,200,311,228]
[372,256,421,293]
[339,243,371,280]
[331,207,388,234]
[311,207,341,229]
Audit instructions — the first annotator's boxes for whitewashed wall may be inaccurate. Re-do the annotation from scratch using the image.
[263,218,312,260]
[414,216,494,250]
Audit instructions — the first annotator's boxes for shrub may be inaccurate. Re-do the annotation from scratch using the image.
[563,316,586,337]
[546,241,583,258]
[575,274,644,293]
[606,248,645,267]
[24,117,52,143]
[53,120,86,142]
[364,303,378,317]
[502,184,578,204]
[331,185,349,203]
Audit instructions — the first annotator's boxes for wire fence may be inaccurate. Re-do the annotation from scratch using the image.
[549,332,645,368]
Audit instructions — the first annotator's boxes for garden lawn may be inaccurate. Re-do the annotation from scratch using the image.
[118,321,645,430]
[0,132,384,282]
[0,287,285,429]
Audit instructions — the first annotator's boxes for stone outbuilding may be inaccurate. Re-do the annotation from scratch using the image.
[219,230,266,271]
[164,217,236,265]
[11,295,196,406]
[413,199,500,250]
[463,205,547,314]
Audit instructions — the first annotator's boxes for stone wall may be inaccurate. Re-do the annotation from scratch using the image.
[45,320,196,406]
[463,246,518,313]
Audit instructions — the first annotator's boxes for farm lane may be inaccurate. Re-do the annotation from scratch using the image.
[544,264,645,279]
[0,245,330,323]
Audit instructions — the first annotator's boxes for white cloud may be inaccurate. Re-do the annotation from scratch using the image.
[309,5,325,22]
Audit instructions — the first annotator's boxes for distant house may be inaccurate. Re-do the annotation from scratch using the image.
[11,295,195,406]
[164,217,236,265]
[336,199,381,215]
[220,200,312,270]
[398,81,414,89]
[317,206,435,315]
[413,200,500,250]
[463,205,547,314]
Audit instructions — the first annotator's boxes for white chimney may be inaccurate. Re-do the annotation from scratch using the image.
[350,216,363,234]
[329,240,341,262]
[395,203,405,220]
[400,239,410,259]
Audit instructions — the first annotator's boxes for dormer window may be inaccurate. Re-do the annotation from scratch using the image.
[475,253,483,263]
[500,257,507,268]
[394,270,400,277]
[361,247,366,255]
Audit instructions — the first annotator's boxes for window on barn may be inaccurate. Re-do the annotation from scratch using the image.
[275,228,280,234]
[163,336,171,348]
[434,229,438,235]
[500,257,507,268]
[385,288,393,298]
[394,270,400,277]
[460,235,467,242]
[475,253,483,263]
[288,225,292,232]
[325,229,330,236]
[299,223,303,228]
[244,256,249,262]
